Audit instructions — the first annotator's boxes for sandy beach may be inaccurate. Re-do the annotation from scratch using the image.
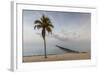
[23,52,90,62]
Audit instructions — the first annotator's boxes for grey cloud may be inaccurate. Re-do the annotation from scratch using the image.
[52,33,69,41]
[52,31,80,42]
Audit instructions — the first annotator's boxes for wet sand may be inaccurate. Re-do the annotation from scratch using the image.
[23,53,90,62]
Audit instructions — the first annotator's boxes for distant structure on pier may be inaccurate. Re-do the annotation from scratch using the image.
[56,45,79,53]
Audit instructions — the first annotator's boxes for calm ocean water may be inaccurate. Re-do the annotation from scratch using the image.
[23,47,67,56]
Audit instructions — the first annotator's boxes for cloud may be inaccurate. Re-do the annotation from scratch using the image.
[36,32,41,35]
[51,31,80,42]
[52,33,69,41]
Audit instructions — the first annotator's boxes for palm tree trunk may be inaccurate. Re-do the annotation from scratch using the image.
[44,38,47,58]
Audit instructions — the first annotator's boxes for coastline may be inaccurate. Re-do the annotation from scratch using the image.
[23,52,90,62]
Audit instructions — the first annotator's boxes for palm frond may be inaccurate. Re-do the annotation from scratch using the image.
[34,14,54,36]
[34,20,42,25]
[40,15,45,23]
[49,24,54,28]
[34,25,42,29]
[46,27,52,33]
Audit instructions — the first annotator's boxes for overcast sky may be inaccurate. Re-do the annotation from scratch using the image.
[22,10,91,56]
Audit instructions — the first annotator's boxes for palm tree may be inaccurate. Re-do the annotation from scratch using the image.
[34,14,54,58]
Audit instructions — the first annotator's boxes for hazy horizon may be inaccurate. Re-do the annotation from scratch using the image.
[22,10,91,56]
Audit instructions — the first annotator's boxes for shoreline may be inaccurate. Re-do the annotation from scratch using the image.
[23,52,91,62]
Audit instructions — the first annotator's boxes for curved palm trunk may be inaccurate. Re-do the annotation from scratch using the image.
[44,38,47,58]
[42,28,47,58]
